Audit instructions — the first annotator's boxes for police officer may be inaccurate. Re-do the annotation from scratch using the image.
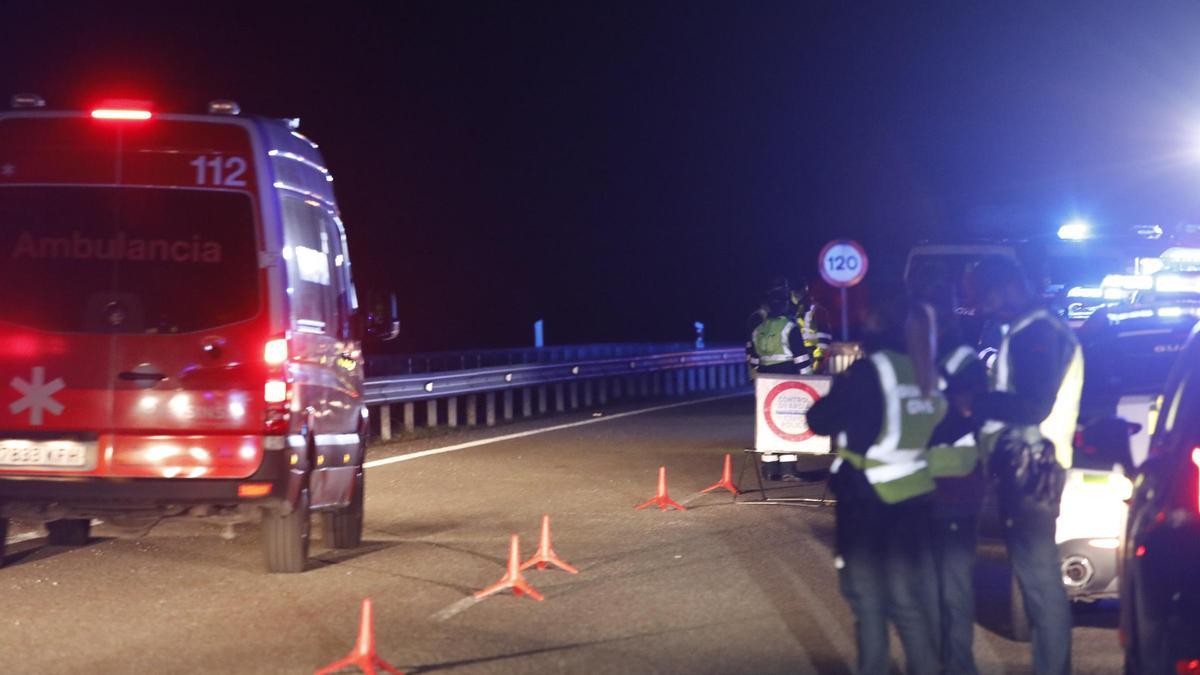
[792,277,833,373]
[910,279,989,675]
[807,285,943,675]
[749,284,813,480]
[969,257,1082,675]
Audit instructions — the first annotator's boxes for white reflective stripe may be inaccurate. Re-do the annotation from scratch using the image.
[287,433,360,448]
[793,355,811,365]
[830,457,844,473]
[953,433,976,447]
[981,420,1003,434]
[780,454,798,462]
[780,322,796,360]
[868,353,902,454]
[944,345,976,376]
[287,434,306,448]
[866,446,924,466]
[865,459,927,484]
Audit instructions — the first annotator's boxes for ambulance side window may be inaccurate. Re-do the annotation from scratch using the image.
[281,196,335,334]
[322,214,352,340]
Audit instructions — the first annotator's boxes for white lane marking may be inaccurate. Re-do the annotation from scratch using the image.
[431,595,482,622]
[364,392,749,469]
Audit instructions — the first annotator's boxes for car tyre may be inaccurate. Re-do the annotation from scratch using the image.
[0,517,8,567]
[263,487,310,573]
[322,468,364,549]
[46,518,90,546]
[1009,569,1032,642]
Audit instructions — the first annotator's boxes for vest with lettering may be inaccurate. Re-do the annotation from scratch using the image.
[983,309,1083,468]
[835,350,948,504]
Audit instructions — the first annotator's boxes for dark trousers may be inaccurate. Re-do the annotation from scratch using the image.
[1003,501,1071,675]
[931,514,980,675]
[836,495,941,675]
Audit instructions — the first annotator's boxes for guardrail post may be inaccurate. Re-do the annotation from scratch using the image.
[403,402,415,433]
[554,383,565,412]
[537,385,548,414]
[379,405,392,441]
[664,371,675,396]
[522,388,533,417]
[447,397,458,428]
[598,379,608,405]
[426,399,438,427]
[485,392,496,426]
[719,364,730,389]
[652,372,662,397]
[503,390,514,421]
[638,375,649,398]
[584,380,594,406]
[707,366,716,390]
[687,368,697,392]
[613,378,623,400]
[466,395,477,426]
[569,381,579,409]
[675,370,685,396]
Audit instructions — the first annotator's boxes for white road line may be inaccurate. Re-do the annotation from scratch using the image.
[364,392,749,469]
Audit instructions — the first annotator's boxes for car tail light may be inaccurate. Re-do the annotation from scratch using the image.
[264,380,288,404]
[237,482,272,498]
[1177,659,1200,674]
[1192,447,1200,513]
[91,108,152,120]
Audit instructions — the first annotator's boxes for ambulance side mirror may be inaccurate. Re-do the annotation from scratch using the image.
[363,291,400,342]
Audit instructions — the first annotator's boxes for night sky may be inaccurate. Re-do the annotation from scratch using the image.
[5,2,1200,351]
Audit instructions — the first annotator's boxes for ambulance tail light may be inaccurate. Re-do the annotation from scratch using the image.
[264,338,289,366]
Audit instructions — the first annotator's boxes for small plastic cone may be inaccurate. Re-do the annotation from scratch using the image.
[473,534,545,601]
[635,466,686,511]
[700,453,739,495]
[521,515,579,574]
[314,598,404,675]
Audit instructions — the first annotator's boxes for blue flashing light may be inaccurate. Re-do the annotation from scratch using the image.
[1058,220,1091,241]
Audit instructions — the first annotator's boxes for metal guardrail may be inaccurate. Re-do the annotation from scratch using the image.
[364,346,748,439]
[365,342,699,377]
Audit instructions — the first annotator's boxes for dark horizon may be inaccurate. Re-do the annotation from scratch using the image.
[6,2,1200,351]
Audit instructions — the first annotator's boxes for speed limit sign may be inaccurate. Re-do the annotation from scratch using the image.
[818,240,868,288]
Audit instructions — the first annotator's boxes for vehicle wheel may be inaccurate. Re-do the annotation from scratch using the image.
[321,468,364,549]
[46,519,90,546]
[0,517,8,567]
[262,488,310,573]
[1009,569,1032,642]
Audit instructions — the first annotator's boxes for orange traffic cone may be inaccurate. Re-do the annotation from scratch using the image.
[635,466,686,511]
[474,534,544,601]
[700,453,739,496]
[521,515,579,574]
[315,598,403,675]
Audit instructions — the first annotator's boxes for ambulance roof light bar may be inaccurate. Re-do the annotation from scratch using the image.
[10,93,46,109]
[207,99,241,115]
[91,99,153,121]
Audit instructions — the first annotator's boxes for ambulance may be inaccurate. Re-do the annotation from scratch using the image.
[0,95,383,572]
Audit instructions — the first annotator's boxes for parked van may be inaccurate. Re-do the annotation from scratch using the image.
[0,96,380,572]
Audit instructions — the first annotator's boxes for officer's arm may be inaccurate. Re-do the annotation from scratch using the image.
[808,359,882,442]
[976,321,1065,425]
[786,323,814,372]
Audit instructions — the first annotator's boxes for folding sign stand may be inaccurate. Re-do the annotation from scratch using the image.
[734,373,836,508]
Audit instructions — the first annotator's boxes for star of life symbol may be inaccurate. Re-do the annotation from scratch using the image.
[10,367,65,426]
[1,163,14,177]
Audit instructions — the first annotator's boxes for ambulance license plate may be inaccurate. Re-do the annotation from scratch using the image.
[0,440,91,469]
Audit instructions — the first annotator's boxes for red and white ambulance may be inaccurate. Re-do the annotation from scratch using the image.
[0,95,374,572]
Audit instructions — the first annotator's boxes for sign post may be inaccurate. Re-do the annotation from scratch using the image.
[817,239,869,342]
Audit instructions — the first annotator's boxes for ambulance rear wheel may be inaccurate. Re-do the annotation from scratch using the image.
[46,518,90,546]
[262,488,310,573]
[322,469,363,549]
[0,518,8,567]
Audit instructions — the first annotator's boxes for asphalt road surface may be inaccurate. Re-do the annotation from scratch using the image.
[2,393,1122,674]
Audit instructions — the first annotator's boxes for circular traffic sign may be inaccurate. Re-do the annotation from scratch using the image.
[762,380,822,442]
[818,239,869,288]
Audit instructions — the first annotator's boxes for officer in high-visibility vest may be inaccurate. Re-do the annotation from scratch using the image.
[807,286,943,675]
[792,277,833,373]
[749,284,813,480]
[910,281,989,675]
[969,257,1082,675]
